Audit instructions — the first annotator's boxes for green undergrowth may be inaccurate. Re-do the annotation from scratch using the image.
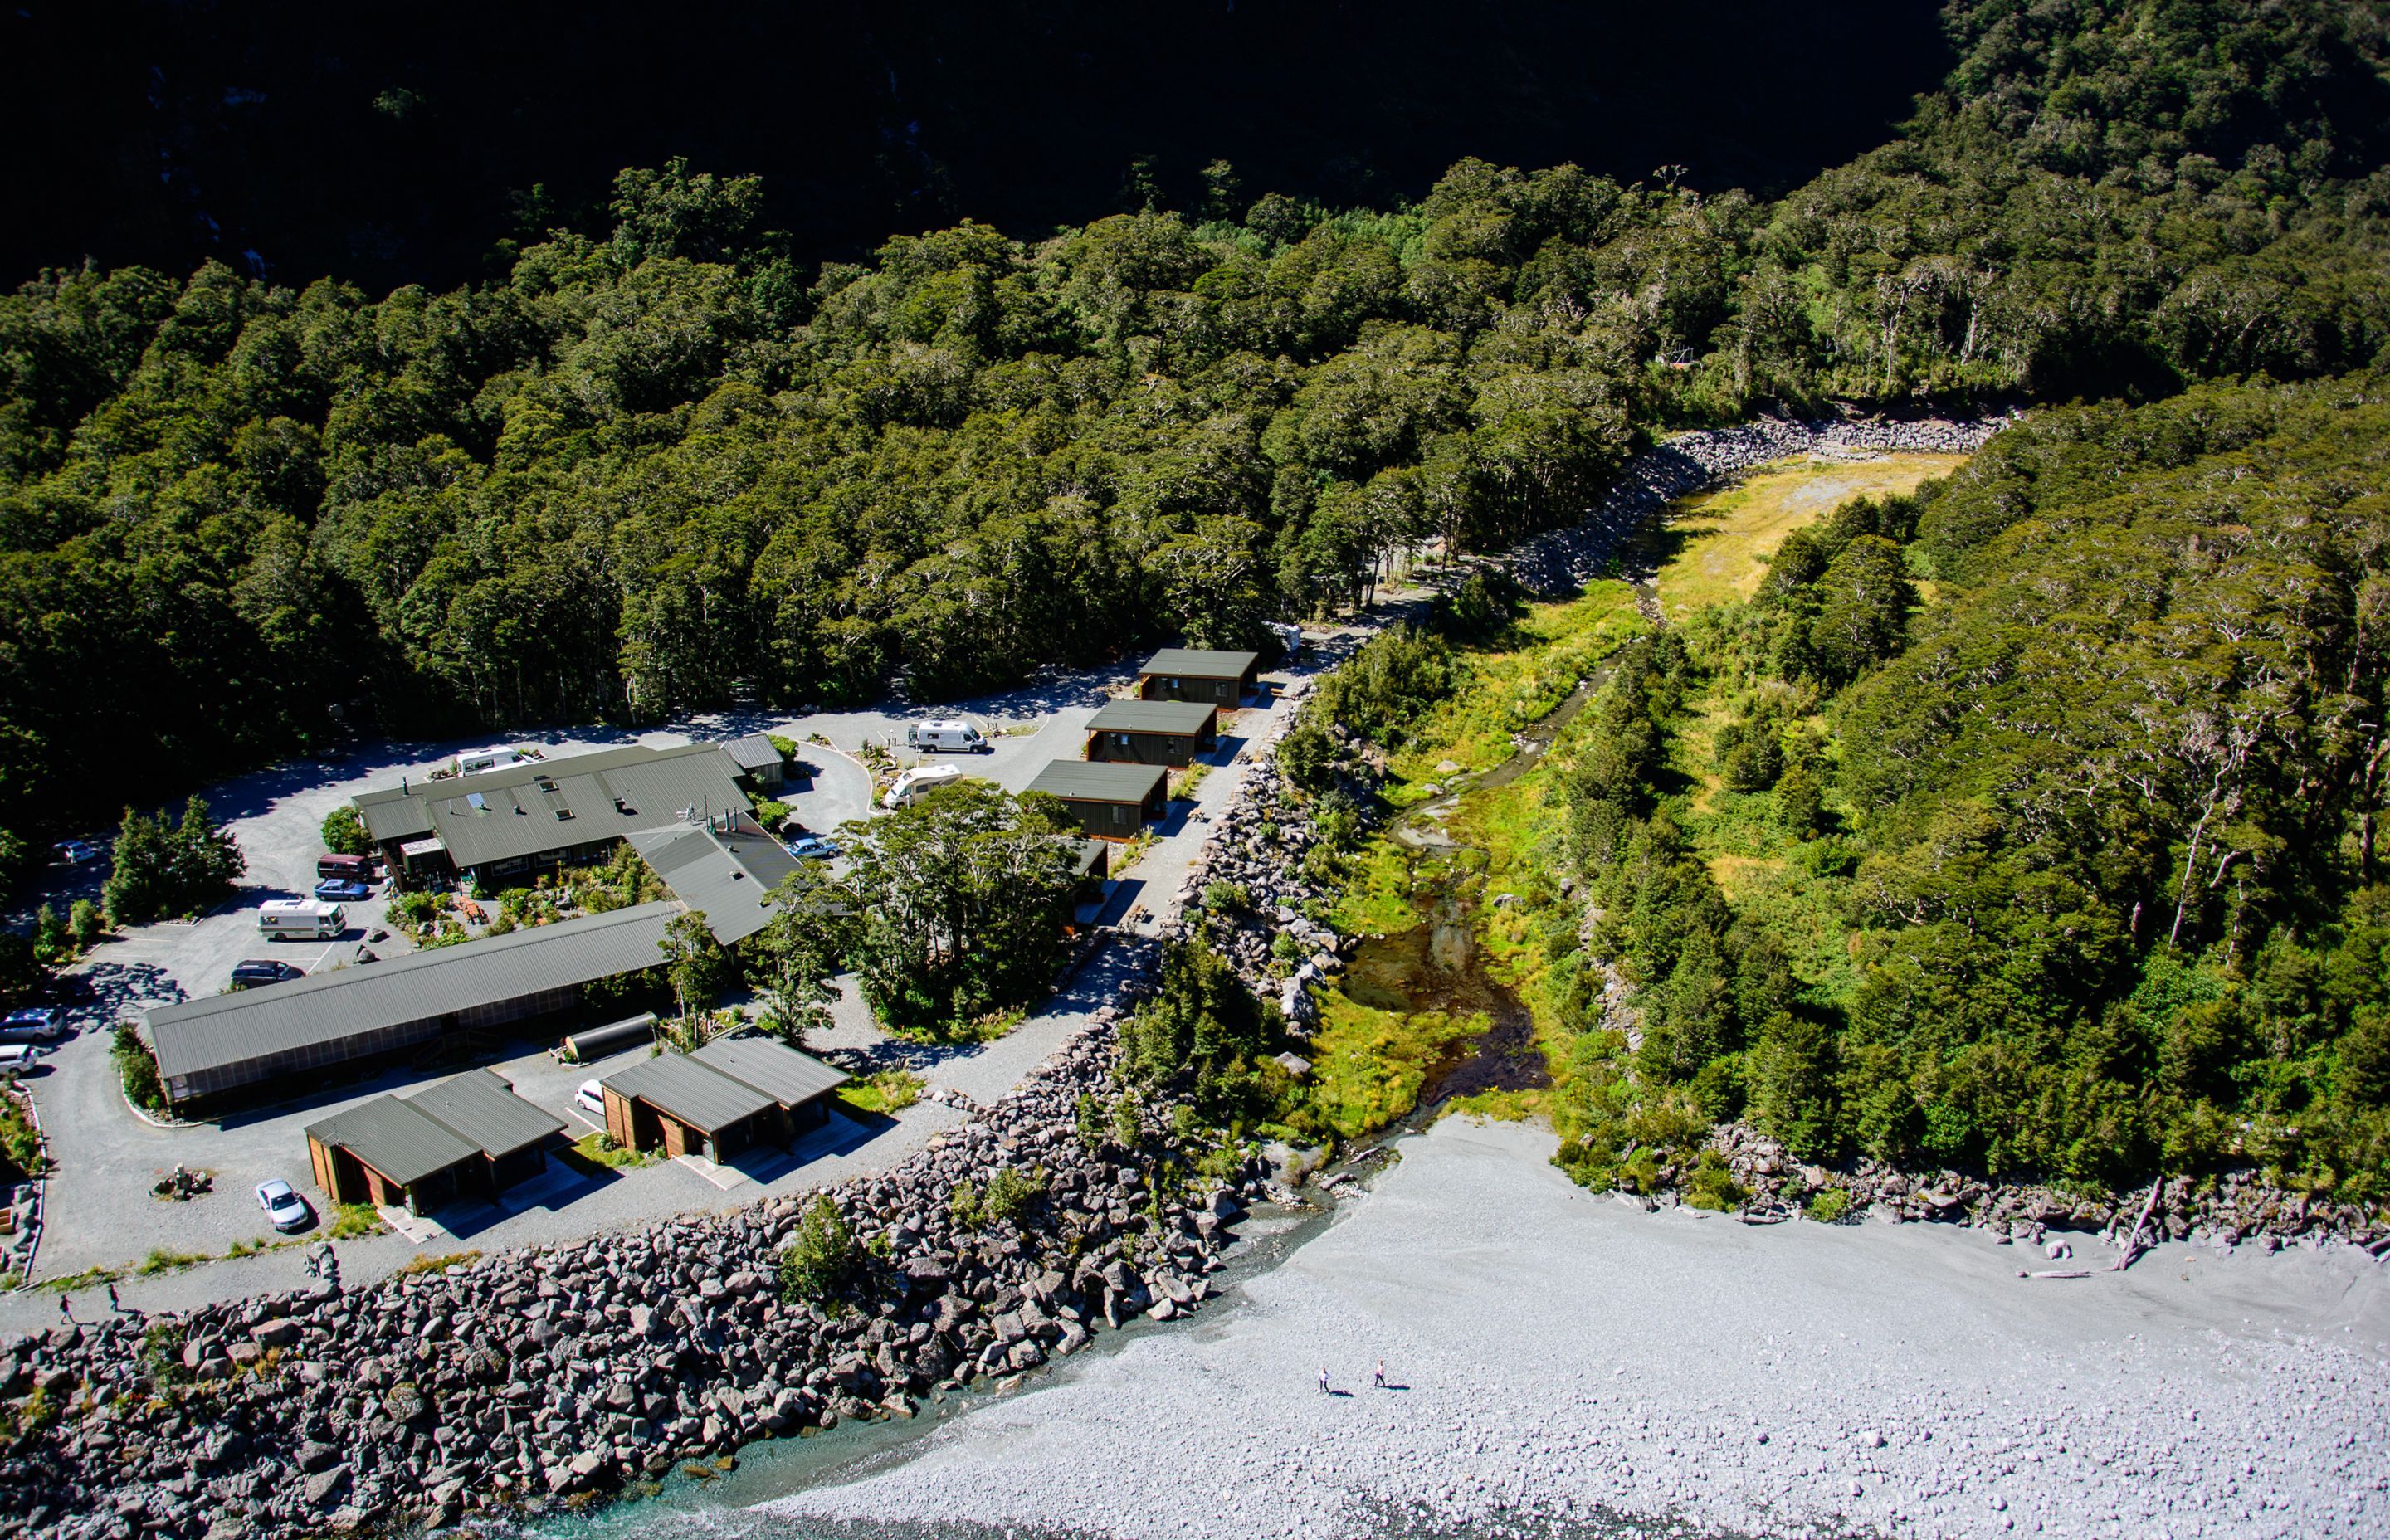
[1388,582,1646,781]
[1300,991,1486,1139]
[1330,837,1422,937]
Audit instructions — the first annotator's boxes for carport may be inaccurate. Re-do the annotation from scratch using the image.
[1085,699,1218,766]
[599,1053,779,1162]
[1026,760,1168,839]
[304,1069,567,1215]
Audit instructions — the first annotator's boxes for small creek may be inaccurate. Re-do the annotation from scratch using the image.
[507,675,1607,1540]
[1345,673,1602,1119]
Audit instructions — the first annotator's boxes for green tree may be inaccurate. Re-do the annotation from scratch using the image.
[658,910,735,1023]
[746,861,854,1047]
[838,781,1080,1031]
[777,1194,860,1304]
[320,806,373,857]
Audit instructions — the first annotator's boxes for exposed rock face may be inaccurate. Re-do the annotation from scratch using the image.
[0,997,1264,1540]
[1507,414,2007,597]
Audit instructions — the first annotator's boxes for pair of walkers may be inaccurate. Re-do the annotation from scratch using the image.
[1317,1360,1389,1394]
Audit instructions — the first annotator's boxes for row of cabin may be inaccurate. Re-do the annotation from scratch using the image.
[1025,649,1262,838]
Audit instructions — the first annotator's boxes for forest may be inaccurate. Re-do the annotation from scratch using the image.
[2,0,2388,870]
[1498,373,2390,1200]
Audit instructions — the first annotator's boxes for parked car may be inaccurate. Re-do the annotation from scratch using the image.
[229,959,304,990]
[52,839,100,865]
[906,718,991,753]
[0,1044,48,1070]
[574,1079,606,1117]
[314,878,372,903]
[785,835,841,860]
[254,1178,314,1233]
[882,764,966,809]
[0,1007,63,1044]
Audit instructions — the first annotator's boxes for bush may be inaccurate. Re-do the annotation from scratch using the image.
[778,1195,860,1304]
[1683,1152,1748,1212]
[110,1023,166,1114]
[1275,720,1336,792]
[319,806,373,857]
[1804,1186,1853,1223]
[954,1165,1047,1231]
[0,1088,41,1178]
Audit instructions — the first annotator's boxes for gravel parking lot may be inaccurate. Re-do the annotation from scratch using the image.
[2,648,1322,1328]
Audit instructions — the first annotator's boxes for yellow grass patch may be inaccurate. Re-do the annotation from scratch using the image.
[1650,452,1972,619]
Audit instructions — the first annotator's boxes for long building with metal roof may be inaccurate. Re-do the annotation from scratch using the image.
[145,901,681,1109]
[354,742,753,882]
[1085,699,1218,765]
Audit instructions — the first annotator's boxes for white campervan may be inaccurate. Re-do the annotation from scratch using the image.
[905,718,989,754]
[456,746,513,776]
[882,765,966,810]
[259,899,344,940]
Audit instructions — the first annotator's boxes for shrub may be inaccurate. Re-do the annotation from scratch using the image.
[0,1088,41,1178]
[110,1023,166,1114]
[778,1195,859,1303]
[319,806,373,856]
[1804,1186,1853,1223]
[1683,1152,1748,1212]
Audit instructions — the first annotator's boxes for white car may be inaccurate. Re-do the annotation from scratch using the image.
[255,1178,314,1233]
[575,1079,606,1117]
[0,1044,46,1070]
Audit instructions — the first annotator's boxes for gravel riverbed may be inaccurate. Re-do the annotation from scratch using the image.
[773,1117,2390,1540]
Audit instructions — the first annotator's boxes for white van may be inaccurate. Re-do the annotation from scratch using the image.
[456,746,514,777]
[906,719,989,754]
[259,899,345,940]
[883,765,966,810]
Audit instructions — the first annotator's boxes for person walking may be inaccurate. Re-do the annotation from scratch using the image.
[105,1283,120,1314]
[56,1294,71,1324]
[1318,1367,1330,1396]
[1373,1358,1386,1390]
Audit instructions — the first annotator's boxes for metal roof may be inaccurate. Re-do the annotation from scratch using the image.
[304,1096,481,1188]
[601,1052,777,1134]
[353,743,752,868]
[720,733,785,772]
[627,817,800,945]
[400,1068,565,1158]
[147,902,682,1084]
[691,1036,849,1106]
[1138,648,1258,680]
[1027,760,1168,804]
[1087,699,1217,736]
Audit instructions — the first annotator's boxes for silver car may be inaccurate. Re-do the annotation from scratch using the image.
[255,1178,314,1233]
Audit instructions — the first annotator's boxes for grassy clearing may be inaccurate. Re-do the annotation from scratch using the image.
[1330,836,1422,936]
[398,1249,482,1276]
[1388,582,1646,781]
[836,1069,925,1116]
[570,1130,658,1171]
[1302,990,1485,1138]
[1647,452,1971,619]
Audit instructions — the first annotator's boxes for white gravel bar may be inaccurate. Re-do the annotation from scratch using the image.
[777,1117,2390,1539]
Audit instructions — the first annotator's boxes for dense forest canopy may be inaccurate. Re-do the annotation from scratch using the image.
[2,0,2388,863]
[1526,373,2390,1200]
[2,0,1954,294]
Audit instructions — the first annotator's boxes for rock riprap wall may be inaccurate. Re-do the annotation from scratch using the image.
[0,1004,1260,1540]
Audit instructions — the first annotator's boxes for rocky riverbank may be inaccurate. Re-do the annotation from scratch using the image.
[1507,413,2006,597]
[0,980,1265,1540]
[1700,1119,2390,1257]
[771,1115,2390,1540]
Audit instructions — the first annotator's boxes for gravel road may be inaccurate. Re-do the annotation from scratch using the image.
[768,1117,2390,1540]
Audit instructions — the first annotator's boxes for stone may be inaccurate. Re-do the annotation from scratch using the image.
[301,1466,352,1510]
